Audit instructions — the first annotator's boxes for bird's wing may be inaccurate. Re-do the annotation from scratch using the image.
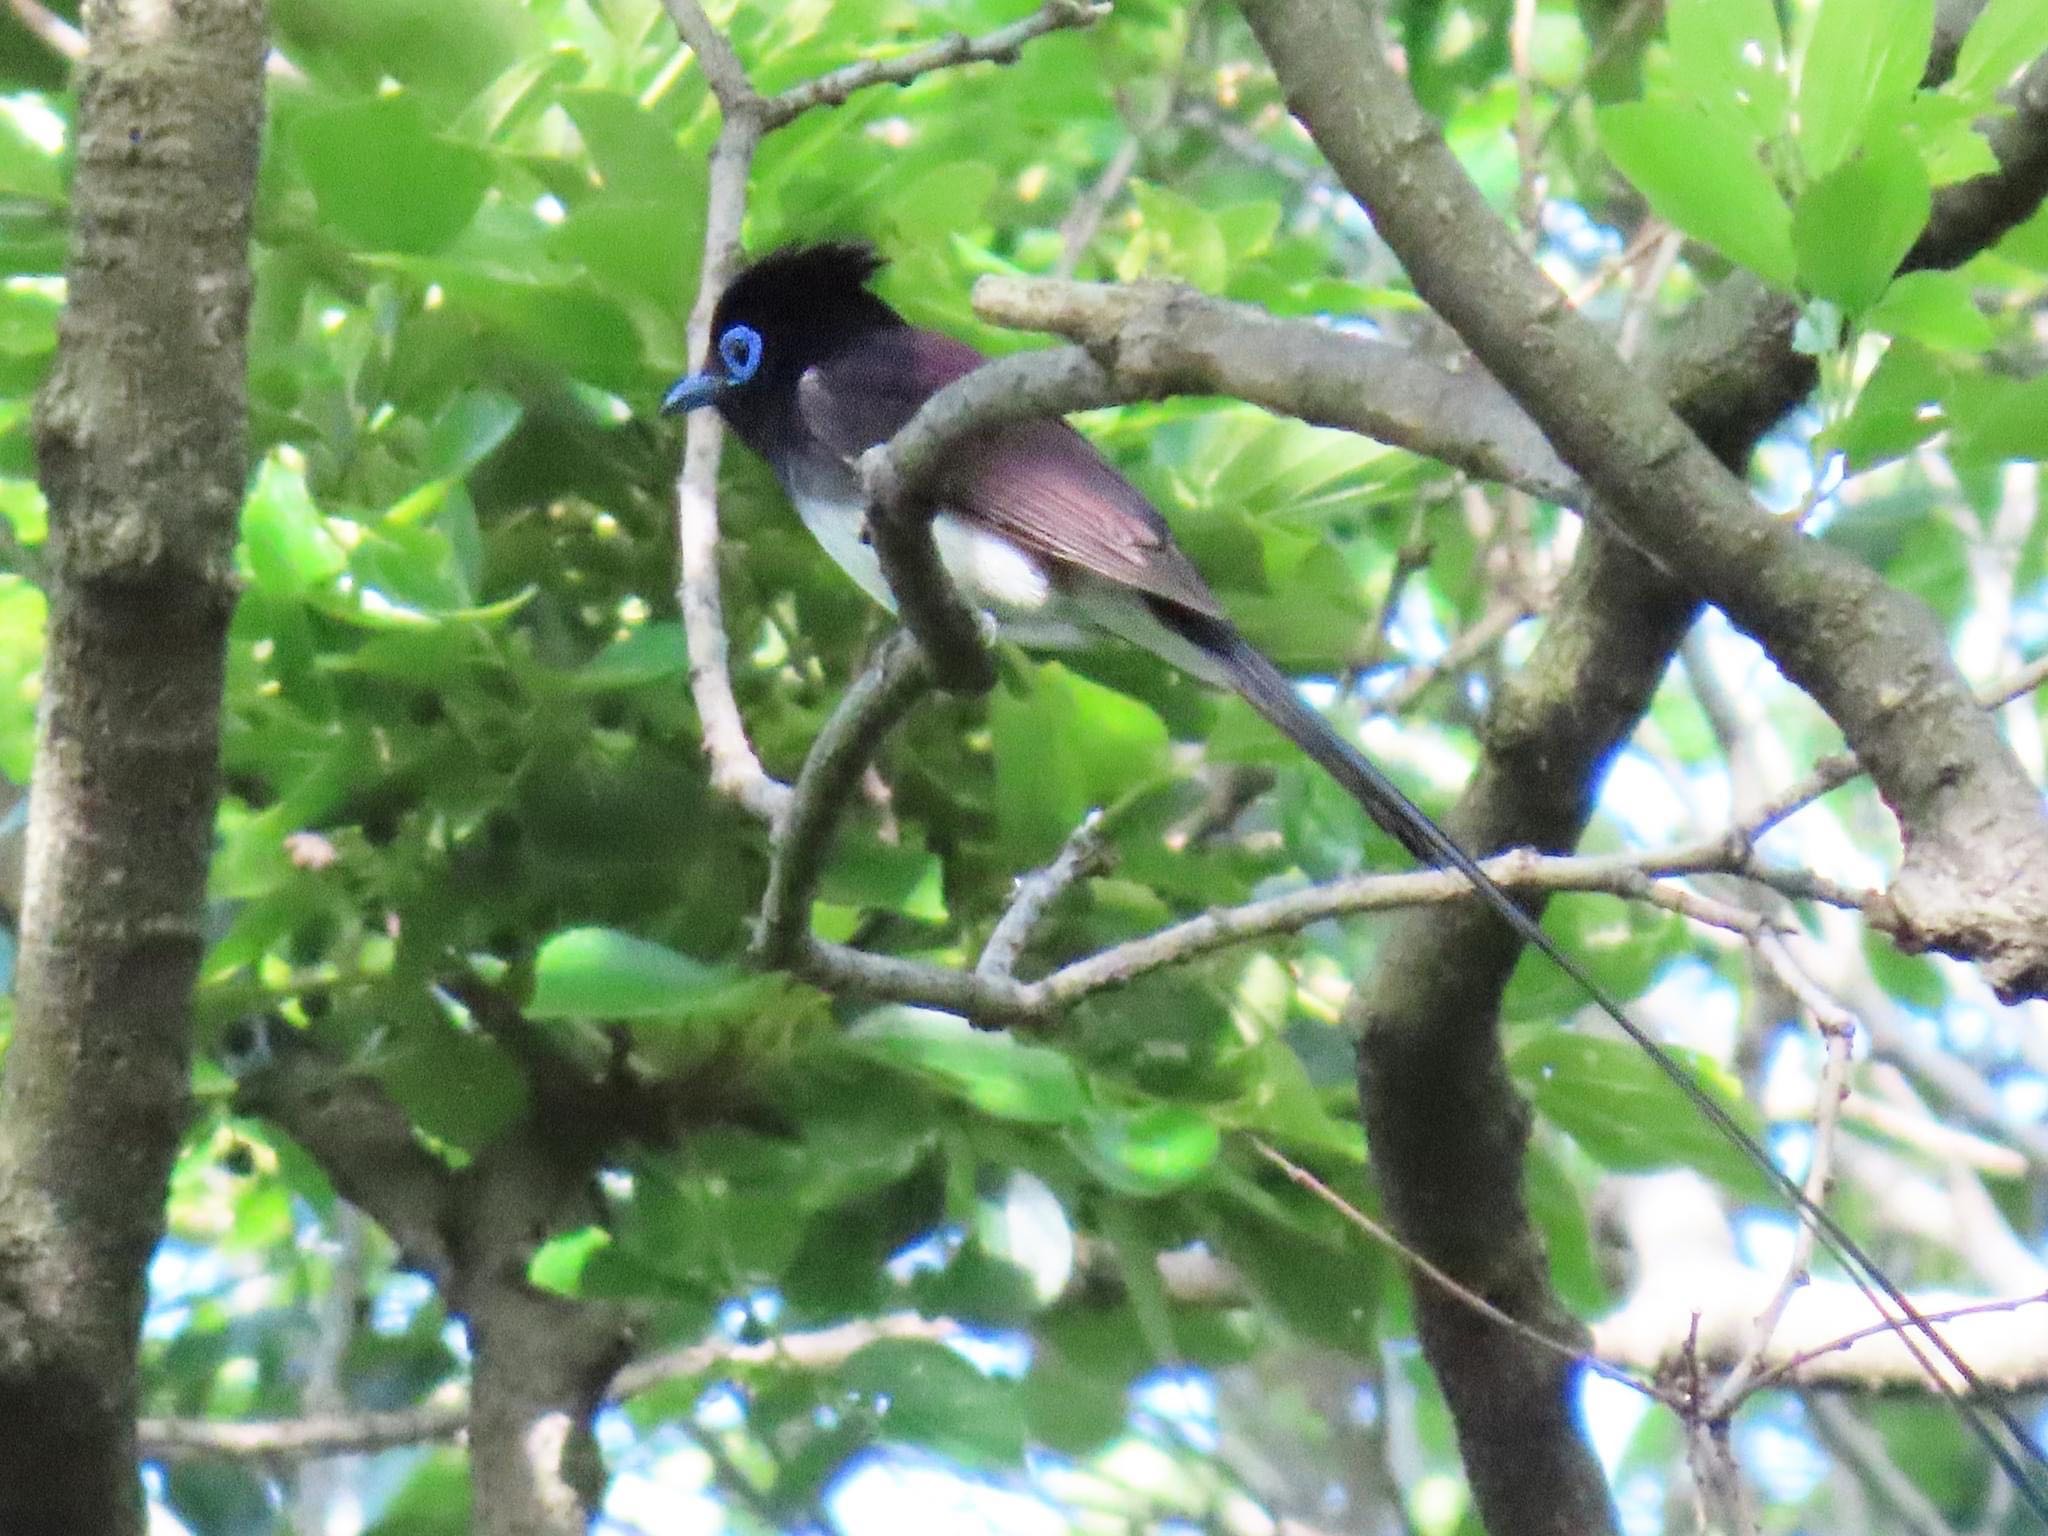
[797,328,1225,619]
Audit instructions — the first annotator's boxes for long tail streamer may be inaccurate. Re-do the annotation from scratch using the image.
[1215,630,2048,1516]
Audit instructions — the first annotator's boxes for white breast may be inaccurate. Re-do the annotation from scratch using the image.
[790,490,1091,650]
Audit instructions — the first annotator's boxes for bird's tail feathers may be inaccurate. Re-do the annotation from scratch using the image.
[1194,624,2046,1495]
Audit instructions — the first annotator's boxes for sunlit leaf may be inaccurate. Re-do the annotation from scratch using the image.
[530,926,749,1019]
[1795,0,1934,178]
[1793,138,1930,312]
[852,1010,1087,1125]
[1946,0,2048,104]
[292,94,492,254]
[1596,99,1795,285]
[1511,1031,1774,1199]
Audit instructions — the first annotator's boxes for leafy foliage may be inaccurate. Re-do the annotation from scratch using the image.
[0,1,2045,1533]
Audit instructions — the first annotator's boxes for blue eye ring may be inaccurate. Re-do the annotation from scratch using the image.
[718,323,763,383]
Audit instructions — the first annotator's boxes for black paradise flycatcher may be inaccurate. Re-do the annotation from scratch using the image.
[662,242,2048,1504]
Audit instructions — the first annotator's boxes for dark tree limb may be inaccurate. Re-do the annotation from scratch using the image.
[0,4,265,1532]
[242,1027,632,1536]
[449,1133,632,1536]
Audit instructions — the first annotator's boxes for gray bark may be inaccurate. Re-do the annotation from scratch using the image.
[0,2,266,1531]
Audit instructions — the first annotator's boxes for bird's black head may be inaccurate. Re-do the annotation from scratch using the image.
[660,242,903,451]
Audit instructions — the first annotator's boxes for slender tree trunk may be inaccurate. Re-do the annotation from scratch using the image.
[0,3,266,1530]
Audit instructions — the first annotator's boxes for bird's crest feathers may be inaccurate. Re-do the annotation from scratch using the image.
[712,241,891,334]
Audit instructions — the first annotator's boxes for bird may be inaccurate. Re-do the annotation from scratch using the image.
[658,241,2048,1503]
[661,241,1466,863]
[658,240,1744,1172]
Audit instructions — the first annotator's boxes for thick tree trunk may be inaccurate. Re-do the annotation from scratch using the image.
[0,3,266,1531]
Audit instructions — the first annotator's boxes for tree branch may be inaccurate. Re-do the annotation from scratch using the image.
[668,1,784,823]
[0,5,264,1531]
[1599,1173,2048,1393]
[753,632,930,966]
[1241,0,2048,1000]
[452,1132,632,1536]
[235,1029,458,1281]
[761,0,1110,128]
[239,1025,629,1536]
[978,810,1110,981]
[872,276,1583,507]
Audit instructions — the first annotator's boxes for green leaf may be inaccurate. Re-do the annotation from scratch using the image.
[1872,90,1999,185]
[530,926,748,1019]
[239,453,346,597]
[1946,369,2048,465]
[884,160,998,243]
[0,478,46,546]
[574,623,691,690]
[549,197,699,306]
[1210,1196,1379,1352]
[1947,0,2048,104]
[1863,270,1994,351]
[1997,200,2048,270]
[1070,1103,1222,1195]
[373,1014,529,1151]
[431,270,643,392]
[362,1450,470,1536]
[425,390,522,478]
[783,1162,943,1315]
[1021,1344,1129,1454]
[1667,0,1789,138]
[1524,1142,1607,1311]
[0,284,57,357]
[837,1338,1025,1466]
[1510,1031,1774,1199]
[818,836,949,924]
[1596,100,1795,285]
[1126,180,1230,291]
[1795,0,1934,179]
[1216,200,1283,266]
[1793,139,1930,312]
[557,89,689,203]
[852,1010,1086,1125]
[291,94,491,255]
[1829,338,1947,470]
[990,660,1169,861]
[527,1225,612,1296]
[0,111,62,203]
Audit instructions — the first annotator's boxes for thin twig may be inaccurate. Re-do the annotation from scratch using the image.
[1806,1396,1964,1536]
[666,1,784,822]
[1344,514,1431,691]
[1530,0,1657,158]
[1749,1291,2048,1394]
[1508,0,1544,239]
[753,634,930,966]
[1707,935,1859,1415]
[1028,842,1808,1007]
[1368,595,1534,715]
[1251,1139,1680,1409]
[978,810,1110,981]
[665,0,1113,809]
[1745,650,2048,843]
[1057,136,1143,277]
[761,1,1111,129]
[752,834,1874,1027]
